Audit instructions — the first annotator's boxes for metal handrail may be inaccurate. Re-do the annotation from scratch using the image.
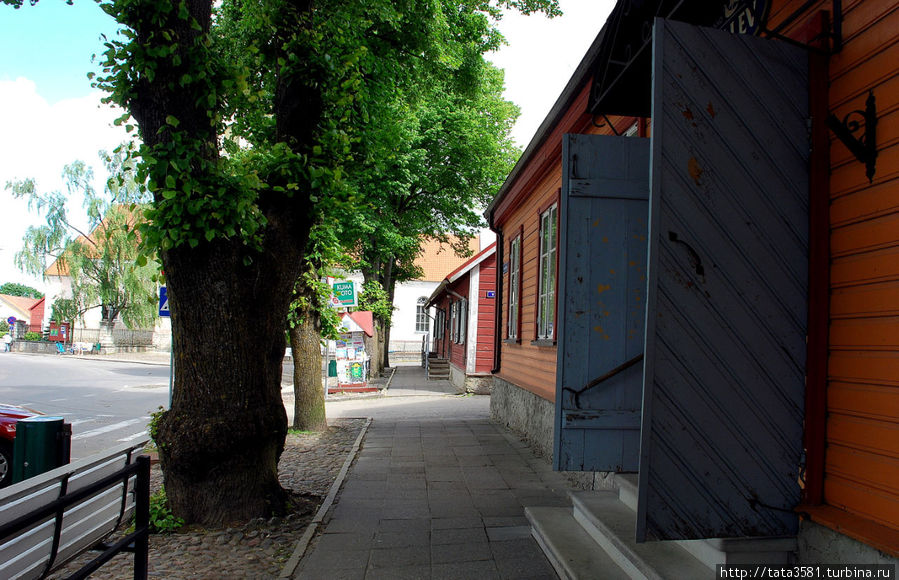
[562,353,644,410]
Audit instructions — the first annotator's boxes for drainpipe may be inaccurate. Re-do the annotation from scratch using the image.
[490,216,504,375]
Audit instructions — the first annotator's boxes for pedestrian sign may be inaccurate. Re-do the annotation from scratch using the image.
[159,286,170,317]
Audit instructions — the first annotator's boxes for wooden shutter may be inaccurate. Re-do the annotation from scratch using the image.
[637,19,810,541]
[554,134,650,472]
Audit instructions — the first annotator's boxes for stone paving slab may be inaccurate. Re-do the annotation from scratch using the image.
[293,416,568,580]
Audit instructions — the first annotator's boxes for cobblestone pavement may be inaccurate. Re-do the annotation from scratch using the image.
[50,418,367,579]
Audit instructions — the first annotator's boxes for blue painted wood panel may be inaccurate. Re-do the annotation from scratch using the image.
[636,19,809,541]
[554,134,650,472]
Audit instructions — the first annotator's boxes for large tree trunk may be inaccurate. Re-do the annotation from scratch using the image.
[157,219,307,524]
[289,294,326,432]
[124,0,320,526]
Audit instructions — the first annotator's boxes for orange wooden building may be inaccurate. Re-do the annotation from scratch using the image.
[487,0,899,569]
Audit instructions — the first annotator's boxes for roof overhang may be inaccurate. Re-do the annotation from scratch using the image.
[485,0,771,229]
[589,0,771,117]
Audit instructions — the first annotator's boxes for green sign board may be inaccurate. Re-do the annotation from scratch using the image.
[331,281,357,308]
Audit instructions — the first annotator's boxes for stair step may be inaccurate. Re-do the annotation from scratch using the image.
[571,491,713,580]
[526,506,631,580]
[677,536,797,568]
[615,473,639,512]
[611,474,796,568]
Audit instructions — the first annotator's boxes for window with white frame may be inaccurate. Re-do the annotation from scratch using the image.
[537,203,558,340]
[415,297,429,333]
[507,236,521,340]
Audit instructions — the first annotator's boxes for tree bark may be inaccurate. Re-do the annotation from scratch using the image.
[362,330,378,379]
[157,215,308,524]
[289,295,327,432]
[123,0,320,525]
[381,273,397,369]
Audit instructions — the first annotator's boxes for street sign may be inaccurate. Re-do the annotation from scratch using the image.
[159,286,170,317]
[6,317,15,325]
[331,281,357,308]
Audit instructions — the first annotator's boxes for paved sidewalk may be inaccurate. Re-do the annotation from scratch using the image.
[293,366,570,580]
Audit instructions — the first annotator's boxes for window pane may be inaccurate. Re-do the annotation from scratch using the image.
[508,237,520,339]
[537,204,558,340]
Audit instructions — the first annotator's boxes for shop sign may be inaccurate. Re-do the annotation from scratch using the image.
[716,0,769,36]
[331,281,357,308]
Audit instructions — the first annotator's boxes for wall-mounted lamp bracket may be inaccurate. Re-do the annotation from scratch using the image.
[827,91,877,183]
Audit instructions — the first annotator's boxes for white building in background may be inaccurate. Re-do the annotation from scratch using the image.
[389,231,495,356]
[335,231,495,358]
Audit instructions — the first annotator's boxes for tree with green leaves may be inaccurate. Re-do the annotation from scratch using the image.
[350,53,520,369]
[9,148,159,331]
[4,0,559,526]
[0,283,44,299]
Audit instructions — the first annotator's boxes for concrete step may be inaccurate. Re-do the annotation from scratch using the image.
[611,474,796,568]
[615,473,639,512]
[526,506,631,580]
[676,536,797,568]
[571,491,713,580]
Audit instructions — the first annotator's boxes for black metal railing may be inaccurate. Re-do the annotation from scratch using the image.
[0,455,150,580]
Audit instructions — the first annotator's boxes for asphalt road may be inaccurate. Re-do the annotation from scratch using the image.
[0,352,170,459]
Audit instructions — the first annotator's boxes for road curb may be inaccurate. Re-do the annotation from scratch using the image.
[380,366,397,394]
[280,416,372,578]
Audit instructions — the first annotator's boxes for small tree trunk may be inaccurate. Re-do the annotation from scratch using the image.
[363,330,378,377]
[380,274,397,369]
[290,307,327,431]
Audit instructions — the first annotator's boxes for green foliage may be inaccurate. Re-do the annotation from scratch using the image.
[0,283,43,298]
[357,280,393,325]
[148,487,185,534]
[147,406,166,448]
[0,321,8,334]
[4,0,560,524]
[23,331,42,342]
[287,428,317,435]
[9,148,161,329]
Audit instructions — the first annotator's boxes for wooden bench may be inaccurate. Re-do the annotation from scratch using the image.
[0,438,151,580]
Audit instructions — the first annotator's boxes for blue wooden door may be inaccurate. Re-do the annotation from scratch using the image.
[637,19,809,541]
[554,134,650,472]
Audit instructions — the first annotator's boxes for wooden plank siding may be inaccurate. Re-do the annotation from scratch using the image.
[475,256,497,374]
[771,0,899,541]
[449,280,469,369]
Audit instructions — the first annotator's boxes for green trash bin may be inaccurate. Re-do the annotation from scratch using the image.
[12,416,71,484]
[327,359,337,377]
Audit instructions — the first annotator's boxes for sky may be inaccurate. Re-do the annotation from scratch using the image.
[0,0,615,294]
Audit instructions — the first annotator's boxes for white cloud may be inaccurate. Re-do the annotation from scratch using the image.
[0,78,129,291]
